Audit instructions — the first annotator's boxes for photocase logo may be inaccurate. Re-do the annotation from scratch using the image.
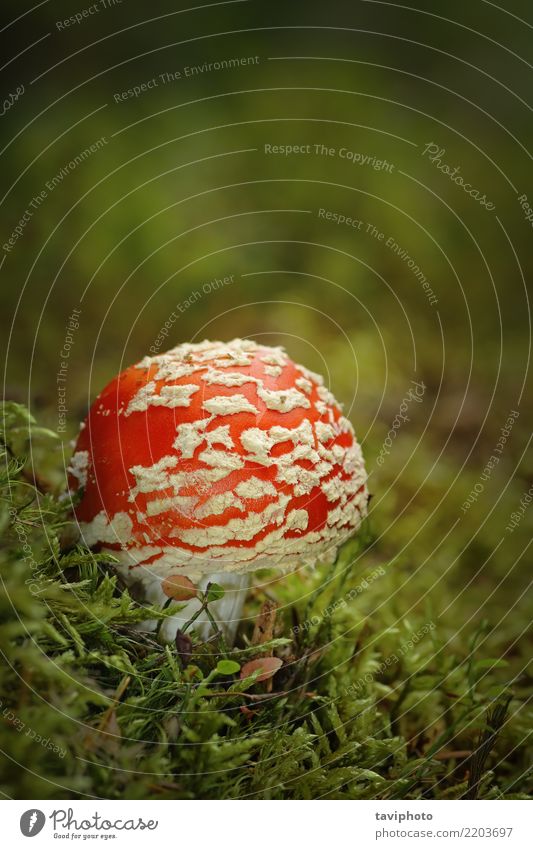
[20,809,46,837]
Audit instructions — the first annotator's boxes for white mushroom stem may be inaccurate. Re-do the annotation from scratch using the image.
[118,566,250,645]
[164,572,250,644]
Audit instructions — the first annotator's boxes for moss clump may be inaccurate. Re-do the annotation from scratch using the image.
[0,402,530,799]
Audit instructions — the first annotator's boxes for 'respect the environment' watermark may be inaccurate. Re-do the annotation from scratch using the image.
[150,274,235,354]
[113,56,261,102]
[366,222,438,306]
[3,137,108,254]
[57,308,82,434]
[317,208,438,307]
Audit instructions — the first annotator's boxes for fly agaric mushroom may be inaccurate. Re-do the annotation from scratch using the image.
[68,339,368,642]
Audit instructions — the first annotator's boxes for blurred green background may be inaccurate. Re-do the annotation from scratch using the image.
[0,0,531,782]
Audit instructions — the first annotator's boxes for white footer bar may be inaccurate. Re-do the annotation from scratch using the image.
[5,799,531,847]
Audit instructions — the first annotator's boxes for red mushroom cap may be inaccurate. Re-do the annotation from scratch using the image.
[69,339,368,583]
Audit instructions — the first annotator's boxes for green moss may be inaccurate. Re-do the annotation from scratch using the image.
[0,402,530,799]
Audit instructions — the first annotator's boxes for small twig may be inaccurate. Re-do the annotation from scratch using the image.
[205,690,285,701]
[83,675,131,750]
[204,604,229,657]
[181,607,205,634]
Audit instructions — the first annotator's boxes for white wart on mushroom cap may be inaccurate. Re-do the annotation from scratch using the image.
[70,339,368,583]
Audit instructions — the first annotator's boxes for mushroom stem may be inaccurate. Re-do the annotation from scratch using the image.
[174,572,250,645]
[127,568,250,646]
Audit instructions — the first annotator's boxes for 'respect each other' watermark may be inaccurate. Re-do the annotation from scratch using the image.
[150,274,234,355]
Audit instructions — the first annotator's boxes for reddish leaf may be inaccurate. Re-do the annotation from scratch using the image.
[240,657,283,682]
[162,575,197,601]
